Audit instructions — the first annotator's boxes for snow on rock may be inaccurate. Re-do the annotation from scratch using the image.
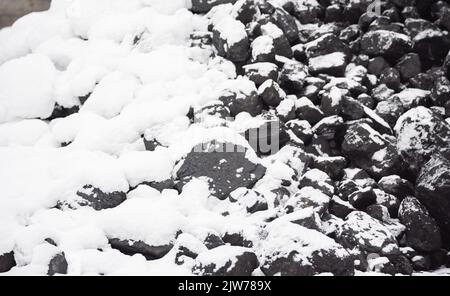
[0,54,58,122]
[192,245,258,276]
[260,220,354,276]
[394,106,450,175]
[336,211,399,256]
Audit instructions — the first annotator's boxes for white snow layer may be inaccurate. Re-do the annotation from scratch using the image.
[0,0,266,275]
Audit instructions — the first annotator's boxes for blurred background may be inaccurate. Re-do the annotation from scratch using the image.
[0,0,51,28]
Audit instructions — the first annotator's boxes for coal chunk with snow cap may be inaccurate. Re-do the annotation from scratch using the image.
[212,17,250,63]
[176,141,266,200]
[260,221,354,276]
[192,246,258,276]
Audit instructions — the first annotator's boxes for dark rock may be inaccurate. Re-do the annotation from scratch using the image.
[174,234,205,265]
[191,0,237,14]
[218,87,264,117]
[47,252,68,276]
[329,196,355,219]
[394,107,450,175]
[366,204,391,222]
[311,115,344,141]
[431,76,450,109]
[375,96,406,127]
[285,186,330,216]
[243,62,279,87]
[47,104,79,121]
[229,188,268,214]
[244,114,290,155]
[311,155,347,180]
[411,255,432,271]
[204,232,225,250]
[401,6,421,19]
[73,185,126,211]
[258,79,285,107]
[261,221,354,276]
[277,208,322,231]
[193,101,231,124]
[379,255,413,275]
[109,238,173,260]
[410,67,446,90]
[286,119,312,143]
[416,153,450,247]
[368,56,390,76]
[309,52,348,76]
[298,168,335,197]
[305,33,350,59]
[222,231,253,248]
[342,122,402,178]
[378,175,414,200]
[398,197,442,252]
[340,24,361,43]
[0,252,16,273]
[279,61,308,94]
[336,211,399,255]
[348,187,377,210]
[260,22,293,58]
[379,67,401,91]
[270,7,299,45]
[143,136,165,152]
[371,84,395,102]
[295,97,324,125]
[412,26,449,69]
[145,179,176,192]
[374,189,401,219]
[337,180,359,201]
[396,53,422,82]
[321,89,365,120]
[233,0,257,24]
[212,17,249,63]
[193,246,258,276]
[360,30,412,62]
[176,141,266,200]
